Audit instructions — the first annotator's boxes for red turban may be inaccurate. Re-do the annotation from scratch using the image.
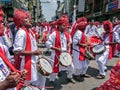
[77,17,87,23]
[13,9,31,27]
[77,17,87,30]
[103,20,112,32]
[57,15,69,26]
[0,23,4,36]
[0,5,4,23]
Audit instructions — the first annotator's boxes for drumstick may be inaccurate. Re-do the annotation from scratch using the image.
[55,54,60,67]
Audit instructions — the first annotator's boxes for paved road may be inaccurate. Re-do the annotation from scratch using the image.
[39,45,119,90]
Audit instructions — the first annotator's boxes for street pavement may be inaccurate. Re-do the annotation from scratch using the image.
[39,45,119,90]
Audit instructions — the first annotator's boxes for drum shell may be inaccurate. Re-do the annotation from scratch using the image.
[20,86,40,90]
[92,44,106,54]
[59,52,73,67]
[37,57,52,76]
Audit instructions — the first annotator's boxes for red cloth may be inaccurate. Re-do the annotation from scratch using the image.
[117,44,120,51]
[0,23,4,36]
[53,30,70,73]
[87,36,102,46]
[21,27,32,80]
[79,32,86,60]
[97,59,120,90]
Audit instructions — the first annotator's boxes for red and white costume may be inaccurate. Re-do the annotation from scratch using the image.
[96,20,120,76]
[46,29,74,82]
[13,9,46,90]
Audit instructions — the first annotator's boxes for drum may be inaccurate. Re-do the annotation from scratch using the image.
[37,57,53,76]
[20,86,40,90]
[59,52,72,67]
[92,44,106,54]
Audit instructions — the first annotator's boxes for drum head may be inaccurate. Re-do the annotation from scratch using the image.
[20,86,40,90]
[39,58,52,74]
[59,52,72,66]
[92,44,105,54]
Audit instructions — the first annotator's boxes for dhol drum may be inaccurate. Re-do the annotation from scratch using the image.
[59,52,72,67]
[37,56,53,76]
[20,86,40,90]
[92,44,106,54]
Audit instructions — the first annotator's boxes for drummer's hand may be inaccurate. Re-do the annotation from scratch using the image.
[3,72,20,88]
[34,49,43,55]
[20,69,28,80]
[66,49,71,53]
[104,42,109,45]
[82,44,87,47]
[57,48,62,53]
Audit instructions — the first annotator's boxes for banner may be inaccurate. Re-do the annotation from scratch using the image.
[78,0,85,12]
[108,0,119,11]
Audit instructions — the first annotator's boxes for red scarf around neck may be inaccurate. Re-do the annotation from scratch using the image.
[53,30,70,73]
[104,32,113,59]
[21,27,33,80]
[79,32,86,60]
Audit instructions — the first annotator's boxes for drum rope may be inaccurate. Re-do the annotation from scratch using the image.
[61,52,69,65]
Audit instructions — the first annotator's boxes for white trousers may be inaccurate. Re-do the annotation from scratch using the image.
[74,59,89,75]
[96,48,109,76]
[49,63,74,81]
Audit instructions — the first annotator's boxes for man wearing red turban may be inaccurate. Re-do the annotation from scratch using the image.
[71,17,91,80]
[95,20,120,79]
[46,15,75,84]
[13,9,46,90]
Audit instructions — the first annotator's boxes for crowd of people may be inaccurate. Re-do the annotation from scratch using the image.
[0,4,120,90]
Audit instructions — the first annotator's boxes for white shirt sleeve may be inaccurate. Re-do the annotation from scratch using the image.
[113,32,120,43]
[73,30,82,45]
[84,25,89,36]
[46,32,56,49]
[13,29,26,51]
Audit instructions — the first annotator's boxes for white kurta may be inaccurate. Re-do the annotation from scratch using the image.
[13,28,46,89]
[46,31,72,64]
[84,25,100,37]
[72,30,89,75]
[0,44,16,90]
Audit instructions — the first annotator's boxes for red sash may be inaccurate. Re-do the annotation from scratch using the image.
[21,27,33,80]
[104,32,113,59]
[0,49,19,73]
[53,30,70,73]
[79,32,86,60]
